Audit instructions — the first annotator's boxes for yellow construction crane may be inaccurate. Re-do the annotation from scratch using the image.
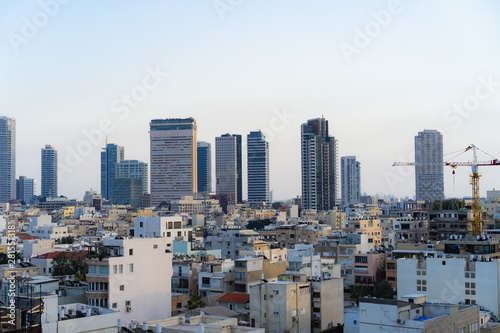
[394,145,500,236]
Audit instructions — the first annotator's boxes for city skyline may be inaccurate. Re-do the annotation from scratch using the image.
[3,1,500,200]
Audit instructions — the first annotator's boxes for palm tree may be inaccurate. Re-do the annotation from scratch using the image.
[349,285,368,306]
[187,294,206,310]
[373,279,394,299]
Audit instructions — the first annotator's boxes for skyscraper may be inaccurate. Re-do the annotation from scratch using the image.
[0,116,16,203]
[101,143,124,200]
[16,176,37,204]
[341,156,361,206]
[197,141,212,194]
[301,117,338,211]
[115,160,148,196]
[150,118,197,206]
[41,145,58,197]
[415,129,444,202]
[215,134,242,204]
[247,130,270,205]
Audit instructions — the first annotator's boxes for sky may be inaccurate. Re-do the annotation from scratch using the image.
[1,0,500,201]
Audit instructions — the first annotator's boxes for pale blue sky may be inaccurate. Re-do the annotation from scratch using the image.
[2,0,500,200]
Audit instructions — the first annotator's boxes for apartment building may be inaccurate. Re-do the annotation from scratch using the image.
[85,237,173,323]
[205,229,262,260]
[345,217,382,247]
[359,295,480,333]
[398,256,500,316]
[250,281,311,333]
[234,256,287,293]
[260,224,332,248]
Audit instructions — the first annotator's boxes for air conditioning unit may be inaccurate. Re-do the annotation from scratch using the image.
[126,306,132,312]
[397,319,405,325]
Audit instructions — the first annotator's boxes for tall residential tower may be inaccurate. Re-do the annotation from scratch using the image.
[301,117,338,211]
[41,145,58,197]
[247,131,270,206]
[341,156,361,206]
[150,118,197,206]
[197,141,212,194]
[0,116,15,203]
[100,143,125,200]
[415,129,444,202]
[215,134,242,204]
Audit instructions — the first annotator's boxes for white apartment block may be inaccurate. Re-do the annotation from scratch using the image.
[359,296,480,333]
[134,216,192,251]
[86,237,173,323]
[398,256,500,315]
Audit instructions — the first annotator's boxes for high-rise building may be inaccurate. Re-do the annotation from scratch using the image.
[247,130,270,205]
[0,116,16,203]
[301,117,338,211]
[341,156,361,205]
[16,176,37,204]
[41,145,58,197]
[197,141,212,194]
[115,160,148,196]
[215,134,242,204]
[150,118,197,206]
[100,143,124,200]
[415,129,444,202]
[111,178,143,207]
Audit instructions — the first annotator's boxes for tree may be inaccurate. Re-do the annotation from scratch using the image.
[349,285,368,306]
[373,279,394,299]
[246,219,272,231]
[271,202,284,209]
[187,294,205,310]
[59,235,75,244]
[0,252,21,265]
[52,252,88,280]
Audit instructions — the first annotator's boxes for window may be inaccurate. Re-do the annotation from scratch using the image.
[119,265,123,273]
[89,265,96,274]
[99,266,109,274]
[113,265,117,274]
[167,232,171,237]
[140,222,143,228]
[442,261,446,265]
[112,303,117,308]
[120,285,125,291]
[355,256,368,263]
[129,249,133,256]
[126,300,131,306]
[273,290,279,295]
[129,264,134,273]
[153,244,158,249]
[469,322,479,332]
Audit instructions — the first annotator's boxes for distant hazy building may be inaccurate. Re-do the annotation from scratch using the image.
[115,160,148,196]
[0,116,16,203]
[215,134,242,204]
[41,145,58,197]
[301,117,338,211]
[341,156,361,205]
[415,129,444,202]
[111,178,143,207]
[100,143,124,200]
[247,131,270,205]
[197,141,212,194]
[16,176,37,204]
[150,118,197,206]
